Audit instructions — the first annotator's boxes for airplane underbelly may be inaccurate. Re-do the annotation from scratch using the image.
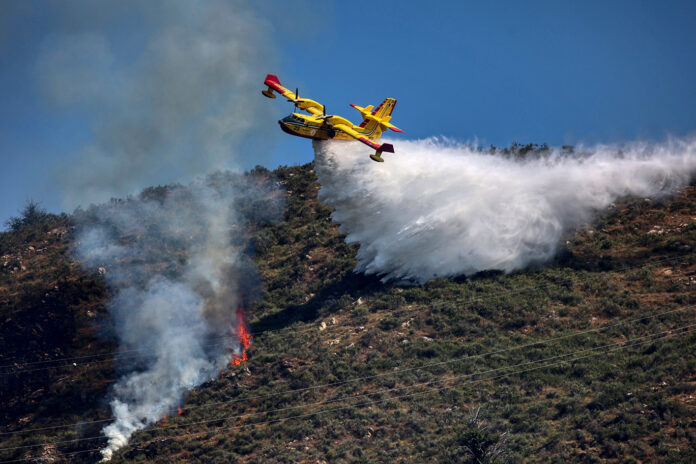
[279,120,369,143]
[279,121,343,141]
[332,133,355,141]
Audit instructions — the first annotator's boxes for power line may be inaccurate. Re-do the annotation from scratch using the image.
[102,326,696,458]
[2,324,691,463]
[1,252,691,376]
[2,322,692,454]
[0,333,236,370]
[1,302,693,439]
[0,337,238,375]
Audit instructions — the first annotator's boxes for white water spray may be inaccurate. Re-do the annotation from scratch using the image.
[314,137,696,283]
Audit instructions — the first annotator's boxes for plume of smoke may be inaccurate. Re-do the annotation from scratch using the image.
[33,0,283,458]
[76,174,282,460]
[314,137,696,283]
[35,0,275,208]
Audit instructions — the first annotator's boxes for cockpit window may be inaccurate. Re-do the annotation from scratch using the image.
[284,114,303,123]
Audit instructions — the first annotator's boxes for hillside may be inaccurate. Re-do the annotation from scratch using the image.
[1,161,695,463]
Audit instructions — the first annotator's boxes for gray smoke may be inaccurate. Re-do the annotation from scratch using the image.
[314,137,696,283]
[35,0,275,208]
[76,174,282,460]
[39,1,283,458]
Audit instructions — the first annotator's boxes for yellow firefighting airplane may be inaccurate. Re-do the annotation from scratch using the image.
[261,74,403,162]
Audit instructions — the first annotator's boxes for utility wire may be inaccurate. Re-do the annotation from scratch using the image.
[2,324,692,463]
[1,302,693,438]
[1,252,691,375]
[2,322,692,454]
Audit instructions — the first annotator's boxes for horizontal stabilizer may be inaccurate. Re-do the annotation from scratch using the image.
[384,123,404,133]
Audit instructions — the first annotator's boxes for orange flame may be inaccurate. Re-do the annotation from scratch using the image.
[239,323,252,350]
[228,303,252,368]
[158,413,168,426]
[177,405,183,416]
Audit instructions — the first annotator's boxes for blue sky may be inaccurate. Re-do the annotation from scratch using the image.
[1,0,695,225]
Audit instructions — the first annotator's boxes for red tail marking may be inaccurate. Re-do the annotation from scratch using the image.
[378,143,395,153]
[389,100,396,116]
[264,74,281,86]
[372,101,385,115]
[264,74,285,92]
[359,137,381,150]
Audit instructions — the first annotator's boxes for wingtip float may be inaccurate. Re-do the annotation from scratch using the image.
[262,74,402,162]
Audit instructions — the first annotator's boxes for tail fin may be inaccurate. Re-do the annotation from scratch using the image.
[369,98,396,120]
[354,98,398,140]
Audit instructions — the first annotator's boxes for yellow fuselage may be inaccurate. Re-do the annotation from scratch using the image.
[279,113,355,141]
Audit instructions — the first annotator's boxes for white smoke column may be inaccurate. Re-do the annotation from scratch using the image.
[76,175,282,460]
[314,137,696,283]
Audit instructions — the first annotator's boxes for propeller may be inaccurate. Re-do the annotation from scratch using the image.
[294,87,299,110]
[320,105,333,121]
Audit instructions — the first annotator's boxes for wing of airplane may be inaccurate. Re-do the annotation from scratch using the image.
[263,75,325,116]
[331,122,395,163]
